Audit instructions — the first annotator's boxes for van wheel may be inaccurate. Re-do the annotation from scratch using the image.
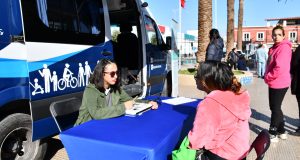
[0,113,47,160]
[161,72,172,97]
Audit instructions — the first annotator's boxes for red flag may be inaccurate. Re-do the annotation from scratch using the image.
[181,0,185,8]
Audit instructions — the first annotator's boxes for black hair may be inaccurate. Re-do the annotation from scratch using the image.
[257,44,263,48]
[208,29,222,49]
[209,29,220,40]
[89,59,121,93]
[195,61,241,94]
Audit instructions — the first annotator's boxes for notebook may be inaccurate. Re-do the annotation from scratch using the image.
[125,102,152,116]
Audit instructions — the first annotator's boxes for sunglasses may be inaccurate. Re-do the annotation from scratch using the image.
[104,71,118,77]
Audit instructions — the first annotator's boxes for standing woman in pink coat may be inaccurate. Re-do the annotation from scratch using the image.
[264,25,292,142]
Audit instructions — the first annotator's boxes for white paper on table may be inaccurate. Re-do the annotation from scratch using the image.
[125,102,152,116]
[162,97,197,105]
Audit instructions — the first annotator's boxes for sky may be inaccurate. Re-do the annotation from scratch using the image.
[146,0,300,37]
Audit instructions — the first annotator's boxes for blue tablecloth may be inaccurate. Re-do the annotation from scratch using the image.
[60,97,200,160]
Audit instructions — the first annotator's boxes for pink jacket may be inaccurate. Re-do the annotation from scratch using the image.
[264,39,292,88]
[188,90,251,160]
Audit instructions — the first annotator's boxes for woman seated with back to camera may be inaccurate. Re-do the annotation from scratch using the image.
[189,61,251,159]
[75,59,158,125]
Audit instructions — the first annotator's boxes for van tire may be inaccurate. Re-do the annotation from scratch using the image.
[0,113,47,160]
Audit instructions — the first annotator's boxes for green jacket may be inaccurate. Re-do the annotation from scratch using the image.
[75,84,132,125]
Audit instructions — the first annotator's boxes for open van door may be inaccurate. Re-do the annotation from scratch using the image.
[143,16,168,95]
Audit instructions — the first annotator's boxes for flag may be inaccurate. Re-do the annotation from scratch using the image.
[181,0,185,8]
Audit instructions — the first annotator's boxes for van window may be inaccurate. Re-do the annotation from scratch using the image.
[144,16,163,46]
[111,25,138,42]
[144,16,158,45]
[21,0,105,45]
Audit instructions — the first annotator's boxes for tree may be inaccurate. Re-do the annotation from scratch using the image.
[237,0,244,50]
[151,34,157,45]
[197,0,212,63]
[112,30,120,42]
[226,0,235,57]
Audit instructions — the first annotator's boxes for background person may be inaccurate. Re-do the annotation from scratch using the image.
[189,61,251,160]
[228,48,239,70]
[237,55,248,71]
[256,44,268,78]
[291,45,300,136]
[75,59,158,125]
[264,25,292,142]
[205,29,224,62]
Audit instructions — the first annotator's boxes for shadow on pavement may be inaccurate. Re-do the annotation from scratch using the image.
[251,108,299,133]
[249,122,266,135]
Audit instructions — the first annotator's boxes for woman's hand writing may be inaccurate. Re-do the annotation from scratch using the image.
[124,100,134,110]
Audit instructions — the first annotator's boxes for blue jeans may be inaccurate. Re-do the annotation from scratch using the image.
[257,61,266,77]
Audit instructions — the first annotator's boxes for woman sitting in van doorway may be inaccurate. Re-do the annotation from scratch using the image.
[189,61,251,159]
[75,59,158,125]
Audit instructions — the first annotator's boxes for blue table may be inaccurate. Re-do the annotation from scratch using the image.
[60,97,200,160]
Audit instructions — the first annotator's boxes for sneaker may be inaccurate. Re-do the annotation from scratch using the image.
[278,132,288,140]
[270,134,279,143]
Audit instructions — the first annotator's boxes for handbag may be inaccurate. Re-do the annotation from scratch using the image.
[172,136,206,160]
[172,136,196,160]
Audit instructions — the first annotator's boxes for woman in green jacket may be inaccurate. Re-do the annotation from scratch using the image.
[75,59,158,125]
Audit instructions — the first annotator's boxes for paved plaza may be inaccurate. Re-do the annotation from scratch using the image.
[46,74,300,160]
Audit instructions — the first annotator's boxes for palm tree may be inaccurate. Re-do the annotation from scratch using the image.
[237,0,244,50]
[226,0,235,57]
[197,0,212,63]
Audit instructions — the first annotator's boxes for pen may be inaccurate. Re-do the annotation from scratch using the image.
[132,96,138,104]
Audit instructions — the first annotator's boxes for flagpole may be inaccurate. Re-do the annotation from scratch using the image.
[215,0,218,28]
[179,0,182,69]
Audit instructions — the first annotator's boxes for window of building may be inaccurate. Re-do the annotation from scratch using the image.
[243,32,250,41]
[257,32,264,41]
[289,31,297,42]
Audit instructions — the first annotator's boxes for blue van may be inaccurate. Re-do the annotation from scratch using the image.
[0,0,173,159]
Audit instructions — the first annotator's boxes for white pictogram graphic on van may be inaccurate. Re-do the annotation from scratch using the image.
[30,62,93,96]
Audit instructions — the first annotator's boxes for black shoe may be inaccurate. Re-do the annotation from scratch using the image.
[292,128,300,136]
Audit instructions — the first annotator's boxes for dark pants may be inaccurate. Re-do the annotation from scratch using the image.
[228,61,237,70]
[296,94,300,127]
[200,150,246,160]
[201,150,225,160]
[296,94,300,118]
[268,87,288,135]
